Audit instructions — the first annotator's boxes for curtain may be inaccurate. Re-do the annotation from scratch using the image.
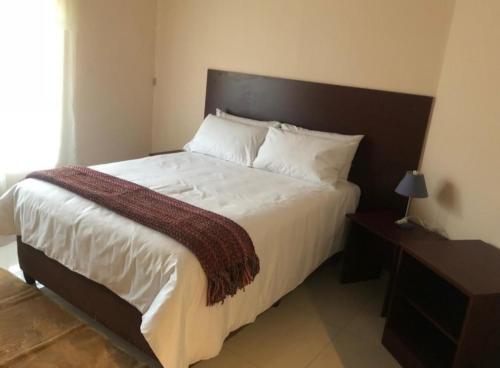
[57,0,77,167]
[0,0,76,195]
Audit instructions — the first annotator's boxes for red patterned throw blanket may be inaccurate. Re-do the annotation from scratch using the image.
[27,166,260,305]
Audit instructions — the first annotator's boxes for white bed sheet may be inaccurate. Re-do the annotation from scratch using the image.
[0,152,360,368]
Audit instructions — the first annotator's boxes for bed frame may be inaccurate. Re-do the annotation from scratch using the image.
[18,70,434,361]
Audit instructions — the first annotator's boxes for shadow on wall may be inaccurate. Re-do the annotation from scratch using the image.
[435,180,462,216]
[427,179,462,237]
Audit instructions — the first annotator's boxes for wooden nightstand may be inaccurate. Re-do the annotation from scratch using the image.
[341,211,446,316]
[383,240,500,367]
[149,149,183,156]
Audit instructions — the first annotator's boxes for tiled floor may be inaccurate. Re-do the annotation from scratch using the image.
[0,242,400,368]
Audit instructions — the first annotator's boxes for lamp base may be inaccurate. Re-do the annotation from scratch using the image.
[395,217,416,229]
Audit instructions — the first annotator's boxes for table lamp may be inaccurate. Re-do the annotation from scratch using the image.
[395,170,428,228]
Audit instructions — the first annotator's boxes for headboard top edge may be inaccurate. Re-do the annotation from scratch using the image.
[207,68,434,101]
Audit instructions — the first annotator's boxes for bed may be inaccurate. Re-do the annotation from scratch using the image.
[2,70,433,367]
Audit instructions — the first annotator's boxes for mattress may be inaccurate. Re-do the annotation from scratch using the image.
[0,152,360,368]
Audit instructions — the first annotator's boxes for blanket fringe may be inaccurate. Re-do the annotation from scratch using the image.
[207,255,260,306]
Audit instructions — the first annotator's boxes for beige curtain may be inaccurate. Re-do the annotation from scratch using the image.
[0,0,77,195]
[57,0,77,167]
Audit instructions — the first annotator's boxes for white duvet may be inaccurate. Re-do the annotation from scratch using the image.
[0,152,359,368]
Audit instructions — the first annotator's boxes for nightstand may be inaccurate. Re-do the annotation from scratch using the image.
[341,211,446,316]
[149,149,183,156]
[383,240,500,367]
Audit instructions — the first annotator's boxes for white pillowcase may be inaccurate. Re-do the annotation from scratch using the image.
[216,108,281,128]
[184,114,268,166]
[281,123,363,179]
[253,127,352,186]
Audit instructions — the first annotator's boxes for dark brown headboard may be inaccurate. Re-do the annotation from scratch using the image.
[205,69,433,214]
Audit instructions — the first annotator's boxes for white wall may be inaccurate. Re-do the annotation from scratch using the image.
[413,0,500,246]
[74,0,157,165]
[152,0,454,151]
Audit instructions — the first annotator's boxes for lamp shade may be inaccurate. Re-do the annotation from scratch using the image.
[395,170,428,198]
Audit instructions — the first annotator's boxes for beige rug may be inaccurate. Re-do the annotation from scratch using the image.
[0,269,147,368]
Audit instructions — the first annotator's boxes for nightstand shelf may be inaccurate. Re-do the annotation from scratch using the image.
[396,252,467,340]
[383,240,500,368]
[400,293,458,344]
[341,211,445,316]
[384,295,457,368]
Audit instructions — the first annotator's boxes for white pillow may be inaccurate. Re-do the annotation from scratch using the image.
[216,108,281,128]
[184,114,268,166]
[281,123,363,179]
[253,128,352,185]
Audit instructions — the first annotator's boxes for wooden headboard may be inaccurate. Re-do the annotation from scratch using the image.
[204,69,433,214]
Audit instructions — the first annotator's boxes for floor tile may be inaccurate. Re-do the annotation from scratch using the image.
[306,343,345,368]
[308,330,400,368]
[280,263,385,331]
[0,241,17,271]
[194,348,257,368]
[0,235,15,247]
[224,295,339,368]
[343,294,386,344]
